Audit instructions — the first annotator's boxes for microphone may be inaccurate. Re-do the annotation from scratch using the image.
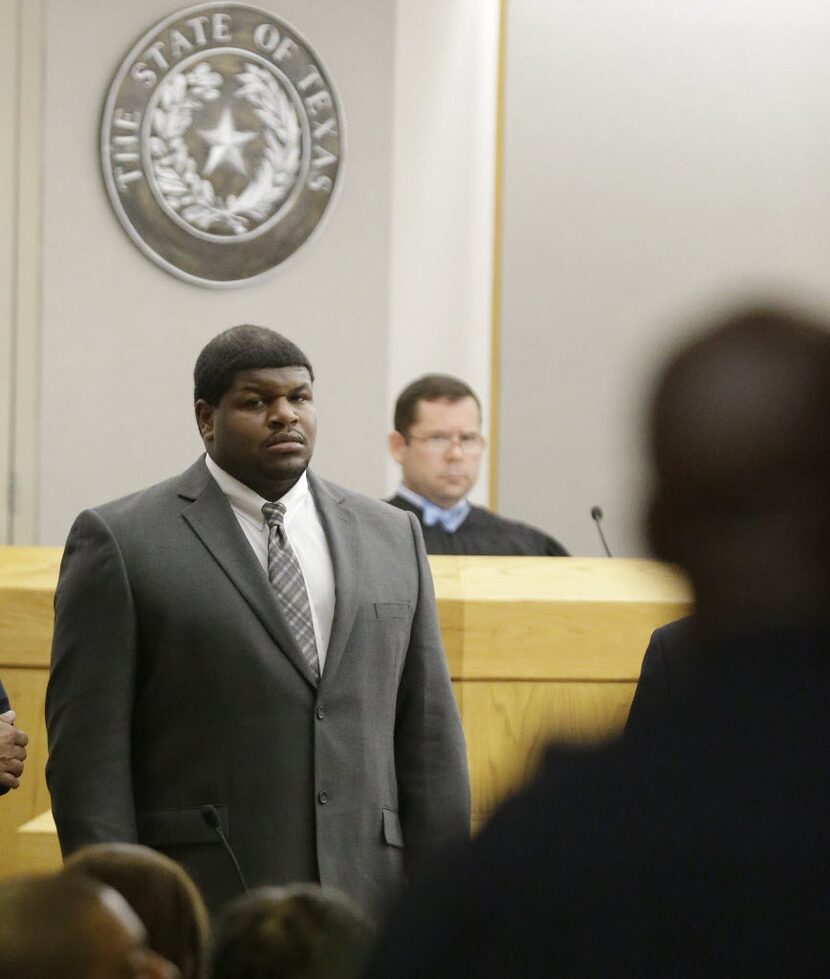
[590,505,613,557]
[201,805,248,893]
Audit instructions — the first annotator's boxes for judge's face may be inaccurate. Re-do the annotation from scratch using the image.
[196,366,317,500]
[389,396,483,508]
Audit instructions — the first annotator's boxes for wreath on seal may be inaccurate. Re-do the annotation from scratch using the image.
[149,61,301,235]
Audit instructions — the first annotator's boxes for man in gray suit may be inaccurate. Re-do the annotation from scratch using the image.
[46,325,470,916]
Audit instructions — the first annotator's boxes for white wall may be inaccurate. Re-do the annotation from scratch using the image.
[498,0,830,556]
[37,0,396,544]
[386,0,499,503]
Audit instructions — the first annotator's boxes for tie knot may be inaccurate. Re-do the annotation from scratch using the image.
[262,501,287,528]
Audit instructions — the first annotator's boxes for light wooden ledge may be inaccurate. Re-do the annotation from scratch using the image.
[431,555,690,679]
[16,809,59,874]
[0,546,62,668]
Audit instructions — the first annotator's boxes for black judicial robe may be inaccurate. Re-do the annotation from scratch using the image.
[386,494,568,557]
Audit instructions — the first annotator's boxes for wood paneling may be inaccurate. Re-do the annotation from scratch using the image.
[432,556,689,678]
[0,546,61,667]
[16,809,59,873]
[455,680,637,830]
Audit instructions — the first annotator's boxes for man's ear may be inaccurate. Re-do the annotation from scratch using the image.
[389,431,407,465]
[195,400,214,442]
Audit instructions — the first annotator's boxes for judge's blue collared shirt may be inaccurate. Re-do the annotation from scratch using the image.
[396,485,471,534]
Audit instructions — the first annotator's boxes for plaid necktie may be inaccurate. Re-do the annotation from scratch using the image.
[261,501,320,681]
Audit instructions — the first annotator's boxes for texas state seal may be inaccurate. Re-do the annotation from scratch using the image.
[101,3,344,286]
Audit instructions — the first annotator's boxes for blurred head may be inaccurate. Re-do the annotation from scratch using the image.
[194,326,316,499]
[390,374,484,508]
[0,873,178,979]
[210,884,375,979]
[647,302,830,631]
[64,843,209,979]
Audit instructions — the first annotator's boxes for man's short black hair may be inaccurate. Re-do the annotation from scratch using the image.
[394,374,481,435]
[194,325,314,406]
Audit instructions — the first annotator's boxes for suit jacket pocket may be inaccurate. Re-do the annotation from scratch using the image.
[382,807,404,848]
[374,601,411,619]
[136,804,228,846]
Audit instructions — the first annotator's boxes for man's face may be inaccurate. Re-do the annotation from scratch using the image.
[196,366,317,500]
[389,396,483,508]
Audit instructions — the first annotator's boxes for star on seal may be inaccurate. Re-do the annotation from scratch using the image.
[199,108,257,176]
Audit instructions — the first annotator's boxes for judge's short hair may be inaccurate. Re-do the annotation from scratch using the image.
[194,325,314,406]
[394,374,481,435]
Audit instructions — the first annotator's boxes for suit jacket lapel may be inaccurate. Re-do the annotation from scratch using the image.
[308,471,362,687]
[177,458,319,689]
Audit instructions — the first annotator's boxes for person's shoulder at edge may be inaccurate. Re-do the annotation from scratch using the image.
[385,493,568,555]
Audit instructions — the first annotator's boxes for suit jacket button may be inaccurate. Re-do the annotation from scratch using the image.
[317,790,329,805]
[316,704,327,720]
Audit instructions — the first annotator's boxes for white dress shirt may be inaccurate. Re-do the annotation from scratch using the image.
[205,455,336,672]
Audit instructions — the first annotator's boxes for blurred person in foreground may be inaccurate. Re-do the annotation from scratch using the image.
[0,872,178,978]
[387,374,568,555]
[626,304,830,736]
[0,676,27,794]
[64,842,210,979]
[211,884,374,979]
[365,303,830,978]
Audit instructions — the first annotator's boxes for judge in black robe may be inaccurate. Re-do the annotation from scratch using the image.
[386,492,568,556]
[388,374,568,556]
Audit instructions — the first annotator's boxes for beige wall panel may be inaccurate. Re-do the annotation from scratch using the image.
[11,0,44,544]
[0,0,20,541]
[498,0,830,558]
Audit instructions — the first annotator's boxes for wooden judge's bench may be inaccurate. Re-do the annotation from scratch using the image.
[0,548,690,875]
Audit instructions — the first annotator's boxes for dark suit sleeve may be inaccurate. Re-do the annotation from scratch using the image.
[624,624,675,739]
[394,513,471,868]
[46,509,139,852]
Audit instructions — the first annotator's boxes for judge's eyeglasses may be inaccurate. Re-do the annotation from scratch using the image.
[406,433,485,456]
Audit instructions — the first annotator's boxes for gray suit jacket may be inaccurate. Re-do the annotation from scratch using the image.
[46,459,470,914]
